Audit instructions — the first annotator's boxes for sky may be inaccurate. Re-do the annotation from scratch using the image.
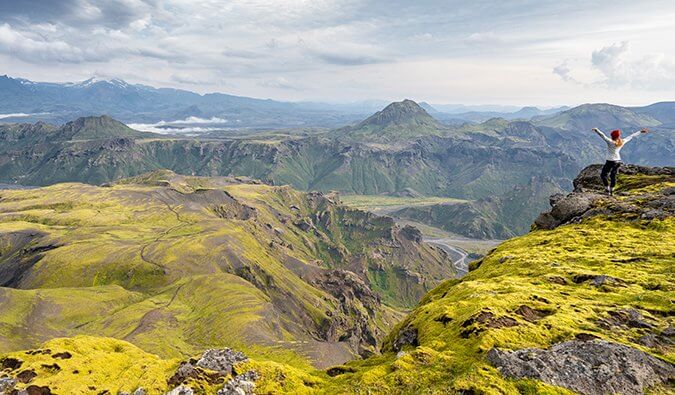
[1,0,674,106]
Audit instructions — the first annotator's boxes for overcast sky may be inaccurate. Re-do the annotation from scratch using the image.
[1,0,674,106]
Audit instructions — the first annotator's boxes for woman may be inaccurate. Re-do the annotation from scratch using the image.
[592,127,648,195]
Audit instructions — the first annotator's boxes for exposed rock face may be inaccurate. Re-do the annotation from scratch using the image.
[535,164,674,229]
[488,340,675,395]
[309,269,382,356]
[391,326,418,352]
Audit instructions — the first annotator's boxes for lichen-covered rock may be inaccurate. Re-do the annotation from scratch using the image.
[217,371,259,395]
[487,340,675,395]
[196,349,248,375]
[165,385,194,395]
[168,348,249,388]
[0,378,16,395]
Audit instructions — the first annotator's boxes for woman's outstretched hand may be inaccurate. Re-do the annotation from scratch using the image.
[640,128,649,133]
[592,127,600,132]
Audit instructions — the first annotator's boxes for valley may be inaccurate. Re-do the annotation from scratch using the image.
[0,77,674,394]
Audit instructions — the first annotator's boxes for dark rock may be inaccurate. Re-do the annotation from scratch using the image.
[39,364,60,372]
[547,276,567,285]
[534,192,605,230]
[325,366,356,377]
[392,326,418,352]
[51,352,71,360]
[598,309,654,330]
[461,311,519,337]
[572,273,625,288]
[434,313,453,325]
[15,370,37,384]
[0,358,22,371]
[575,333,600,341]
[487,340,675,395]
[399,225,422,243]
[514,305,553,323]
[486,316,519,329]
[462,311,494,327]
[638,333,672,349]
[15,385,53,395]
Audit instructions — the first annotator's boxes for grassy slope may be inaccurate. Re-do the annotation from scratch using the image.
[321,173,674,393]
[0,173,452,371]
[1,172,672,393]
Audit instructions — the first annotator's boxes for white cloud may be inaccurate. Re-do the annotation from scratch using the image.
[258,77,298,90]
[591,41,675,89]
[128,116,230,134]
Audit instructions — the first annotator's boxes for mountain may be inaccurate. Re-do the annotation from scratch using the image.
[392,176,564,239]
[535,103,661,131]
[53,115,154,140]
[0,171,453,372]
[0,102,673,233]
[633,101,675,126]
[0,75,364,128]
[1,165,672,393]
[336,99,444,142]
[443,106,570,123]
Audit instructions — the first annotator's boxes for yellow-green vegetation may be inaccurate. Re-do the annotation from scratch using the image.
[0,171,451,380]
[319,173,674,393]
[1,170,672,394]
[2,336,323,394]
[2,336,179,394]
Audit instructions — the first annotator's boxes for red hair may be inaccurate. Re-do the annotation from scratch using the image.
[610,129,623,146]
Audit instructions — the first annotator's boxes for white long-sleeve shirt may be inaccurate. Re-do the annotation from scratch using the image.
[592,129,642,161]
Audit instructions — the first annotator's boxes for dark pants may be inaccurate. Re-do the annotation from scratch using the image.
[601,160,621,188]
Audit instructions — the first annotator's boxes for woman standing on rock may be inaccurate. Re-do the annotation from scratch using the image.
[592,127,648,195]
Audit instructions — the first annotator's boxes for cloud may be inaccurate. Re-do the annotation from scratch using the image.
[552,60,577,83]
[258,77,298,90]
[591,41,675,89]
[128,116,230,134]
[171,73,212,85]
[0,23,100,63]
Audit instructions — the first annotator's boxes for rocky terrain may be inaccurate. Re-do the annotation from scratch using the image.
[1,165,672,394]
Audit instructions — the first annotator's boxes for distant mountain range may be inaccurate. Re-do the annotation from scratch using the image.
[2,74,649,129]
[1,97,672,239]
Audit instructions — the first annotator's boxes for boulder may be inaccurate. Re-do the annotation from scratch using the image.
[488,340,675,395]
[0,378,16,395]
[196,349,248,375]
[217,370,259,395]
[165,385,193,395]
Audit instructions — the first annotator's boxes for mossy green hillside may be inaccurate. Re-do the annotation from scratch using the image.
[0,173,452,370]
[321,176,674,393]
[1,336,322,394]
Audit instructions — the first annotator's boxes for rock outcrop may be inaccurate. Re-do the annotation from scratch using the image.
[535,164,674,229]
[488,340,675,395]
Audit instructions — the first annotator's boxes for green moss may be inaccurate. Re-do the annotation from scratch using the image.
[324,213,674,392]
